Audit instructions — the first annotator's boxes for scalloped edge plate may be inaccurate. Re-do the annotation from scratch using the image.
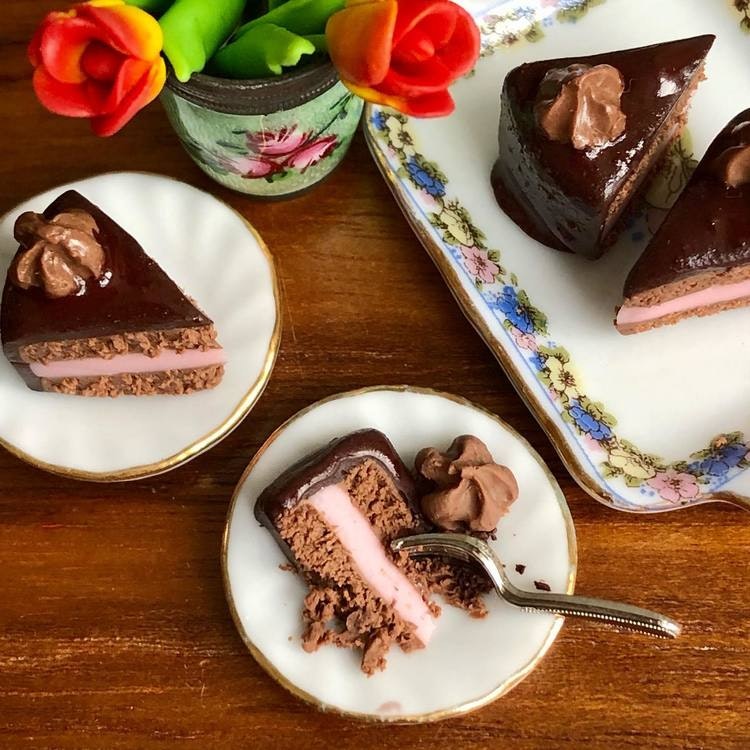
[0,172,280,481]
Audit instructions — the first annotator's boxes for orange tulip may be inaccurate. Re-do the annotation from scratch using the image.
[29,0,166,136]
[326,0,480,117]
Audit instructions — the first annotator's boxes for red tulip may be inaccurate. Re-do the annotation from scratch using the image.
[29,0,166,136]
[326,0,480,117]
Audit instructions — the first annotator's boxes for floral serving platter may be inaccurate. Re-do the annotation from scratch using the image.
[365,0,750,512]
[0,172,280,481]
[223,386,576,722]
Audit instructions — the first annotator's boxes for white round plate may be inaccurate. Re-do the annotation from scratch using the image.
[223,386,576,722]
[0,172,280,481]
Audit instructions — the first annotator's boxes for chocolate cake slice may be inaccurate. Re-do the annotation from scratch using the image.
[1,190,225,396]
[255,429,436,674]
[616,110,750,334]
[491,35,714,258]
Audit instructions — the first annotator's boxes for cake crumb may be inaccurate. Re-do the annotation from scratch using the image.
[515,563,526,574]
[534,580,551,591]
[411,556,493,619]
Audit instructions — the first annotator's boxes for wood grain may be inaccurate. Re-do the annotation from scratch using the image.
[1,3,748,747]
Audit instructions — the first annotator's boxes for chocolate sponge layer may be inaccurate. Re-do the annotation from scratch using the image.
[275,459,430,674]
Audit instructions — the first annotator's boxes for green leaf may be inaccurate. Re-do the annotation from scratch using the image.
[624,475,646,488]
[265,170,289,183]
[235,0,345,37]
[209,24,316,77]
[304,34,328,54]
[160,0,245,81]
[524,22,545,43]
[125,0,174,13]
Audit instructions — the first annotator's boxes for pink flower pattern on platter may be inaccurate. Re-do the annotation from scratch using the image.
[646,470,700,503]
[461,245,500,283]
[511,329,538,351]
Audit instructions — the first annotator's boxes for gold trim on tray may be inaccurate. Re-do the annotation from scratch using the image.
[221,385,578,724]
[0,174,282,482]
[362,113,750,515]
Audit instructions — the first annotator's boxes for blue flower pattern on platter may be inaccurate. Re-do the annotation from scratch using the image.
[406,158,446,198]
[370,0,750,510]
[567,401,613,442]
[689,441,747,478]
[492,287,534,334]
[371,111,389,131]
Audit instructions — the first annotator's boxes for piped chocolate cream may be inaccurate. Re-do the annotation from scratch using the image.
[11,210,107,298]
[491,35,714,258]
[616,110,750,334]
[415,435,518,533]
[534,64,626,150]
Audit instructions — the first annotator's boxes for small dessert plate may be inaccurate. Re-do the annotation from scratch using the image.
[365,0,750,512]
[223,386,576,722]
[0,172,280,480]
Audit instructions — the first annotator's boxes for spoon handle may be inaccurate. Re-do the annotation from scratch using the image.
[503,588,681,638]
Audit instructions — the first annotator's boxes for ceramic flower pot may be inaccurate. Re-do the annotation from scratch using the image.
[161,60,363,198]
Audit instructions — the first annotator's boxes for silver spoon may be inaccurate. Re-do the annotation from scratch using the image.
[392,533,681,638]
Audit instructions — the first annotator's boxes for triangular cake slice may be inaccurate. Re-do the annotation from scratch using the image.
[1,190,225,396]
[616,110,750,334]
[491,35,714,258]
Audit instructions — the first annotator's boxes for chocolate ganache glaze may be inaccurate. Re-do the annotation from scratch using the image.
[415,435,519,533]
[624,110,750,298]
[1,190,211,362]
[491,35,714,258]
[711,137,750,189]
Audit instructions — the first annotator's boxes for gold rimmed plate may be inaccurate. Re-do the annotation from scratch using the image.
[222,385,576,722]
[0,172,280,481]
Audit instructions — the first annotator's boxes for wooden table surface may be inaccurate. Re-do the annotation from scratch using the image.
[2,3,749,748]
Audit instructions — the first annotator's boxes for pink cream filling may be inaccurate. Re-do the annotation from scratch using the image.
[307,483,437,646]
[29,348,226,379]
[616,278,750,326]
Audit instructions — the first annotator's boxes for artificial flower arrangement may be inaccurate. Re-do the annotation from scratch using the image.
[29,0,481,136]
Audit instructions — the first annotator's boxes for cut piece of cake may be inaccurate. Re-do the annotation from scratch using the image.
[1,190,225,396]
[255,429,436,675]
[616,110,750,334]
[491,35,714,258]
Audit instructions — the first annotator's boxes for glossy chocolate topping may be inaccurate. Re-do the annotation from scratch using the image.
[11,210,106,298]
[1,191,211,361]
[255,429,420,533]
[624,110,750,297]
[535,64,626,150]
[711,140,750,188]
[492,35,714,258]
[415,435,518,533]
